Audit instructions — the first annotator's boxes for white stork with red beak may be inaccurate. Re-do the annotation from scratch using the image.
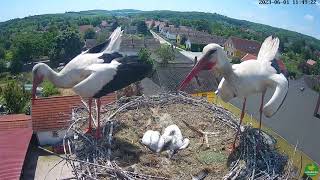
[178,36,288,149]
[32,27,152,138]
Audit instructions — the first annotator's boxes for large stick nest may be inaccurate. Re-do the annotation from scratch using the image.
[58,92,295,179]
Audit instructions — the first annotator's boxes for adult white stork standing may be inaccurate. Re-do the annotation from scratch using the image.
[32,27,153,138]
[178,36,288,149]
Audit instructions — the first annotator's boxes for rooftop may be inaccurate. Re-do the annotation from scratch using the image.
[32,94,116,131]
[241,53,257,61]
[0,114,31,131]
[0,128,33,180]
[227,36,261,55]
[306,59,317,66]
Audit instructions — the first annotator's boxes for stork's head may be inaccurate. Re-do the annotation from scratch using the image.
[178,43,226,90]
[32,63,48,104]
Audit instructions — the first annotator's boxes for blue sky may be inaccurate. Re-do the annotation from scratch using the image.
[0,0,319,39]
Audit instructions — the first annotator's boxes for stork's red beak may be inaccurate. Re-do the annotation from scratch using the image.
[32,80,37,105]
[32,76,42,105]
[178,57,216,91]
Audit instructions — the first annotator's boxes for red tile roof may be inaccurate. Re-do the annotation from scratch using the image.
[0,128,32,180]
[241,53,257,61]
[79,25,93,33]
[306,59,317,66]
[227,37,261,55]
[0,114,31,131]
[32,94,116,131]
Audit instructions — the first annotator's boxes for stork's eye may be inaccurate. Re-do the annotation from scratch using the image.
[207,49,217,56]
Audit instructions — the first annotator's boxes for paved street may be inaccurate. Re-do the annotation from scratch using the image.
[150,30,202,62]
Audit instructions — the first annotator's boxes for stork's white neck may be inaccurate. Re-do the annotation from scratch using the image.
[214,51,235,81]
[41,64,73,88]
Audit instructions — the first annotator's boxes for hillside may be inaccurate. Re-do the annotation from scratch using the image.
[0,9,319,76]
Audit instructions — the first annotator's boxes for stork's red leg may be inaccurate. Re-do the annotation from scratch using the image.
[232,97,246,150]
[87,98,93,133]
[96,98,101,139]
[259,91,266,129]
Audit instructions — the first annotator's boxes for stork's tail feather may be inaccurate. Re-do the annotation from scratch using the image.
[103,26,123,54]
[263,74,288,117]
[257,36,280,62]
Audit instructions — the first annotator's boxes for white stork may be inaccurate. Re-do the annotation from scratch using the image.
[32,27,152,138]
[178,36,288,149]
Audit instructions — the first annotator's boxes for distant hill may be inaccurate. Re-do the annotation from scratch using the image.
[0,9,319,75]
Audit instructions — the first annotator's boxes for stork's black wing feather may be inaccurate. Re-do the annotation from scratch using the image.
[98,52,123,63]
[93,55,152,98]
[85,39,110,54]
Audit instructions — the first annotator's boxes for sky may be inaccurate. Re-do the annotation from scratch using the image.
[0,0,319,39]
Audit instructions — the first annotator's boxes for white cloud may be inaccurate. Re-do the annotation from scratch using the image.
[304,14,314,22]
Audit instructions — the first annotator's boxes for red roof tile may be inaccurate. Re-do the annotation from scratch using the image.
[0,128,32,180]
[0,114,31,131]
[31,94,116,131]
[241,53,257,61]
[306,59,317,66]
[227,37,261,55]
[79,25,93,33]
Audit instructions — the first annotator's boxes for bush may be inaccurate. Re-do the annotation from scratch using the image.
[2,81,30,114]
[138,48,153,65]
[155,45,175,65]
[42,80,60,97]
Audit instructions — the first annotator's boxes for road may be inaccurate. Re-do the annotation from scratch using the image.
[150,30,202,62]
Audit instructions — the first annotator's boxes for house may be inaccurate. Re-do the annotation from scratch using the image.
[0,114,33,179]
[78,25,94,34]
[101,20,108,27]
[314,50,320,58]
[241,53,257,62]
[32,94,116,145]
[84,39,97,50]
[125,26,138,34]
[145,20,155,29]
[306,59,317,68]
[185,34,226,52]
[224,37,261,58]
[159,27,178,40]
[94,26,101,33]
[300,59,317,74]
[119,35,160,55]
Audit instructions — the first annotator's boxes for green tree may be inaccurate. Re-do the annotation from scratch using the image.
[0,47,5,59]
[84,28,96,39]
[42,80,60,97]
[180,35,188,45]
[0,59,7,73]
[9,57,23,74]
[2,81,29,114]
[138,48,153,66]
[136,21,148,35]
[49,30,84,66]
[111,21,119,31]
[156,45,175,65]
